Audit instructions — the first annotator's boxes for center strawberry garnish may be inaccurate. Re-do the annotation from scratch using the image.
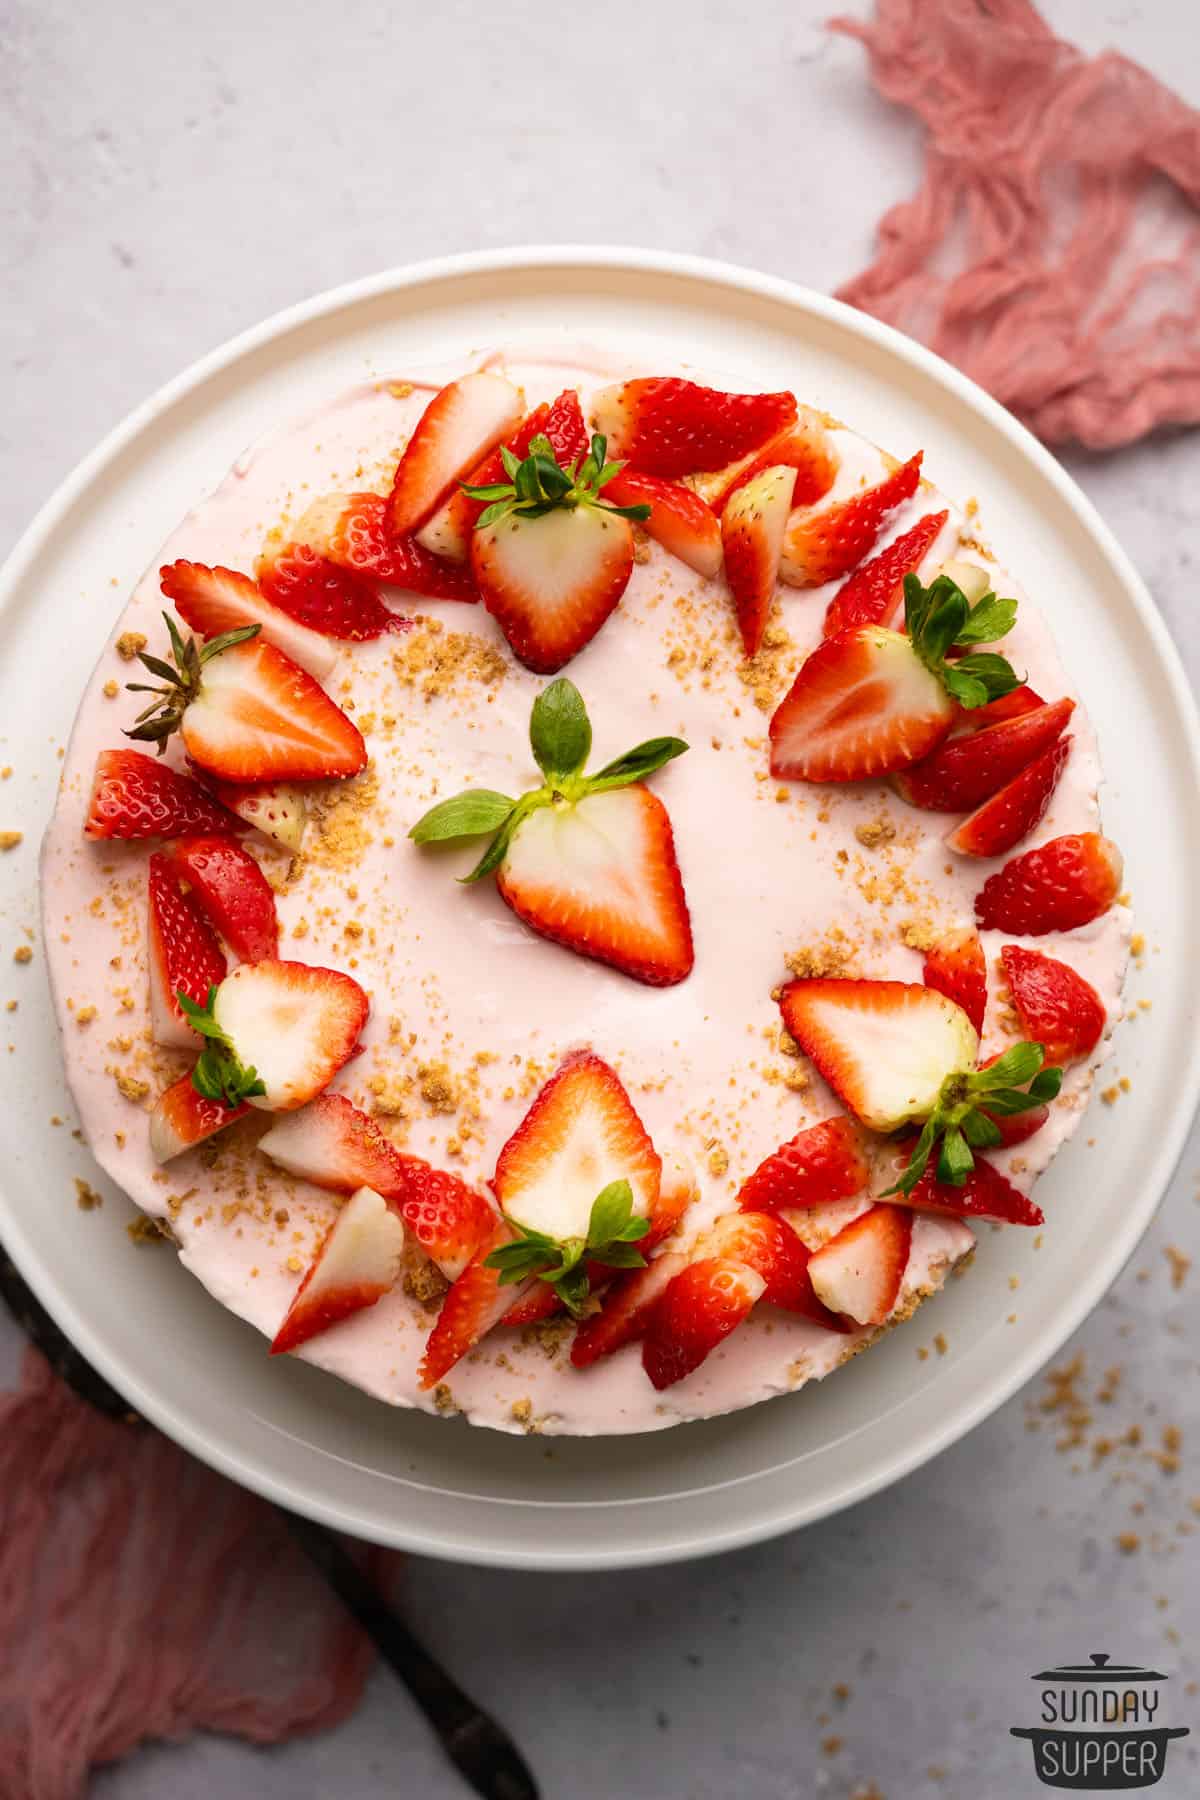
[881,1041,1063,1199]
[461,431,651,673]
[409,678,694,986]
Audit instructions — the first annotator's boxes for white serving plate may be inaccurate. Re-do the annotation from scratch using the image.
[1,248,1196,1569]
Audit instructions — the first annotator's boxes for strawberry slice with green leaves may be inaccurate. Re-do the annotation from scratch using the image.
[878,1146,1044,1227]
[880,1040,1063,1200]
[779,452,923,588]
[124,616,366,783]
[947,736,1071,858]
[85,749,240,841]
[271,1186,406,1355]
[974,833,1123,935]
[387,372,524,538]
[409,678,694,986]
[603,467,723,578]
[1000,944,1107,1067]
[256,541,404,639]
[736,1116,869,1214]
[806,1203,912,1327]
[149,1071,251,1162]
[698,1212,845,1328]
[207,778,306,853]
[569,1251,689,1368]
[591,378,798,478]
[147,852,227,1049]
[179,959,367,1114]
[922,927,987,1036]
[894,697,1075,812]
[463,431,650,672]
[822,510,949,638]
[160,560,338,679]
[164,835,279,963]
[769,569,1023,783]
[721,464,795,657]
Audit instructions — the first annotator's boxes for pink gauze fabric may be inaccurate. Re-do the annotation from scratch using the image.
[831,0,1200,448]
[0,1349,384,1800]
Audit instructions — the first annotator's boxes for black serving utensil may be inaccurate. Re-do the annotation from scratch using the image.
[0,1247,539,1800]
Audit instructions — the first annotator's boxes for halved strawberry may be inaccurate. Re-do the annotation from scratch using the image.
[642,1161,698,1250]
[474,502,633,672]
[149,1072,249,1162]
[880,1147,1043,1227]
[271,1186,406,1355]
[256,542,402,639]
[164,835,278,962]
[922,927,987,1036]
[603,467,722,578]
[211,960,368,1111]
[736,1117,869,1214]
[493,1050,661,1242]
[1000,944,1106,1066]
[569,1252,689,1368]
[160,561,337,679]
[947,736,1071,858]
[417,391,590,563]
[975,833,1123,935]
[290,492,477,601]
[894,698,1075,812]
[778,978,979,1132]
[768,627,955,783]
[721,465,795,657]
[823,510,949,638]
[591,378,798,478]
[147,853,227,1048]
[207,778,306,854]
[702,412,840,516]
[387,372,524,537]
[641,1257,766,1390]
[497,785,694,987]
[779,452,923,588]
[698,1212,845,1328]
[806,1203,912,1327]
[419,1222,532,1388]
[84,749,239,840]
[963,684,1045,729]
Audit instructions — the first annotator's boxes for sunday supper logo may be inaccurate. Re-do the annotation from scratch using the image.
[1010,1653,1190,1790]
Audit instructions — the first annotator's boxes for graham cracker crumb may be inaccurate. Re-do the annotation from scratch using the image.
[0,831,22,852]
[511,1397,533,1425]
[707,1143,729,1177]
[13,945,33,965]
[899,918,937,953]
[404,1258,449,1311]
[113,1073,150,1103]
[854,818,895,850]
[305,768,379,871]
[418,1061,458,1114]
[392,618,506,702]
[1117,1531,1142,1555]
[1166,1246,1191,1291]
[431,1383,459,1415]
[74,1004,97,1026]
[115,630,147,660]
[785,928,856,979]
[934,1332,949,1356]
[103,679,119,698]
[74,1177,102,1211]
[126,1214,168,1246]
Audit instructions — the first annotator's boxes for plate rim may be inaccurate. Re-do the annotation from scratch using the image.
[4,243,1200,1568]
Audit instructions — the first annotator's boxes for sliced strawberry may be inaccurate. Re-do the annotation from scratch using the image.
[387,1161,498,1282]
[147,853,227,1048]
[823,510,949,638]
[591,378,798,478]
[894,698,1075,812]
[642,1162,697,1250]
[882,1149,1043,1227]
[208,778,306,854]
[472,502,634,672]
[164,835,278,962]
[501,1281,568,1329]
[387,372,523,538]
[84,749,240,841]
[496,784,694,986]
[922,927,987,1036]
[180,638,366,783]
[149,1072,249,1162]
[721,465,794,657]
[736,1117,869,1214]
[947,737,1071,858]
[962,684,1045,729]
[698,1212,845,1328]
[603,467,722,578]
[419,1222,533,1388]
[704,412,840,516]
[271,1186,406,1355]
[493,1050,661,1241]
[641,1257,766,1390]
[975,833,1123,935]
[160,561,337,679]
[778,978,979,1133]
[569,1252,689,1368]
[779,452,923,589]
[257,542,401,639]
[417,391,590,563]
[806,1203,912,1327]
[1000,943,1107,1066]
[291,492,477,601]
[768,626,955,783]
[212,960,368,1111]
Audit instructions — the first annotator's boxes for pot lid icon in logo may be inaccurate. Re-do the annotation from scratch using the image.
[1011,1650,1189,1790]
[1031,1653,1168,1685]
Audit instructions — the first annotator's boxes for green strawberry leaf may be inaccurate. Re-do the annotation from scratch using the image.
[586,736,689,794]
[408,789,517,844]
[530,679,592,786]
[955,593,1018,644]
[903,572,1021,711]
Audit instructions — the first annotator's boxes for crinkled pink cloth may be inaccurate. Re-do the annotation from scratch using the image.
[832,0,1200,447]
[0,1350,380,1800]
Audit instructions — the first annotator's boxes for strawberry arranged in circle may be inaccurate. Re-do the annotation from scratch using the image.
[207,778,306,853]
[975,833,1123,935]
[806,1203,913,1327]
[822,510,949,637]
[149,1073,251,1162]
[419,1222,533,1389]
[961,684,1045,729]
[84,748,240,840]
[947,736,1072,858]
[257,541,403,639]
[641,1257,766,1391]
[779,452,923,588]
[271,1186,406,1356]
[603,467,722,578]
[880,1148,1043,1227]
[736,1116,869,1214]
[701,411,840,516]
[973,1050,1051,1146]
[591,377,798,478]
[125,616,366,783]
[1000,944,1107,1066]
[165,834,279,962]
[569,1251,689,1368]
[290,492,477,601]
[894,697,1075,812]
[721,465,795,657]
[699,1212,845,1329]
[922,927,988,1036]
[387,372,524,538]
[160,560,338,677]
[778,978,979,1133]
[146,852,227,1049]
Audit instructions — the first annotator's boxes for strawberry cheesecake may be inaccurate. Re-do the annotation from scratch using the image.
[40,354,1130,1435]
